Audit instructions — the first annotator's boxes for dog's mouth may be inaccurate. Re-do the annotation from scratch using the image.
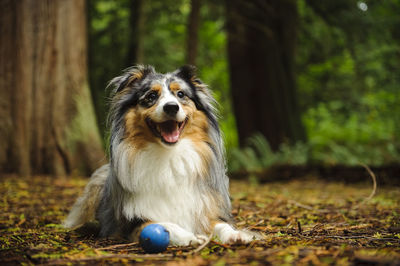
[146,117,188,144]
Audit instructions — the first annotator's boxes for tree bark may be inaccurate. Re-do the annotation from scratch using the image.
[0,0,105,176]
[186,0,201,65]
[225,0,306,150]
[126,0,145,66]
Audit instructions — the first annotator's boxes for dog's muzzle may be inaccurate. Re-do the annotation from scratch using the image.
[163,102,179,117]
[146,117,188,145]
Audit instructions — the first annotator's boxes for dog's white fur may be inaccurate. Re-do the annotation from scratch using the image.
[118,139,212,233]
[65,140,256,245]
[151,78,187,122]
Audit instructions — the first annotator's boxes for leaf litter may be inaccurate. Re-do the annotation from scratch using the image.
[0,174,399,265]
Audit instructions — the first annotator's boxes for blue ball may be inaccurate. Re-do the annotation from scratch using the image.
[139,224,170,253]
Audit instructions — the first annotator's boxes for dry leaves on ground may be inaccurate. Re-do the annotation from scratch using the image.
[1,175,399,265]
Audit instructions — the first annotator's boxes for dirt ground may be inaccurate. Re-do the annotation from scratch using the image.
[1,174,399,265]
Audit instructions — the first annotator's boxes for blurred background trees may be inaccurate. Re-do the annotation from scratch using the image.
[226,0,306,150]
[87,0,400,172]
[1,0,399,175]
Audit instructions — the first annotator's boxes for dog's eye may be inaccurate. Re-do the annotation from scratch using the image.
[177,91,185,98]
[146,91,158,101]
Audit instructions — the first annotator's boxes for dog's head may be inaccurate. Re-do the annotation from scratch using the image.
[108,65,218,148]
[107,66,231,215]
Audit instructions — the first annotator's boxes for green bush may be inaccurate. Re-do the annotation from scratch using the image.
[228,134,310,173]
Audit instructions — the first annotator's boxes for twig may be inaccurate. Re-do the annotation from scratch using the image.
[96,242,138,251]
[304,223,324,235]
[286,221,292,228]
[95,230,213,254]
[189,231,214,254]
[210,240,230,249]
[297,221,302,234]
[359,163,377,203]
[57,253,173,263]
[49,235,214,265]
[302,235,400,242]
[288,200,314,210]
[287,200,330,213]
[248,219,265,229]
[326,235,400,241]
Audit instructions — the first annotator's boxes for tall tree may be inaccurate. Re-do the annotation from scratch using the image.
[0,0,105,176]
[186,0,201,65]
[225,0,306,150]
[126,0,145,65]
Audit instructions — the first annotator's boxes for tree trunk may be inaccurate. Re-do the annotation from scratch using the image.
[0,0,105,176]
[126,0,145,66]
[225,0,306,150]
[186,0,201,65]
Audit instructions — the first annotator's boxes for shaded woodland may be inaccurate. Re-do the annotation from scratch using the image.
[0,0,399,175]
[85,0,400,174]
[2,0,399,175]
[0,0,400,265]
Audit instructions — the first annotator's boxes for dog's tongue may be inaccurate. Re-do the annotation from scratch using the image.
[160,121,180,143]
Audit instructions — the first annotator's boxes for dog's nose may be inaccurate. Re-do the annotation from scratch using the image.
[163,102,179,116]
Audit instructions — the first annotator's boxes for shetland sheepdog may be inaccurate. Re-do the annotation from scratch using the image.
[64,65,256,246]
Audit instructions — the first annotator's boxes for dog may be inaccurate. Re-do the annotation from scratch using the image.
[64,65,256,246]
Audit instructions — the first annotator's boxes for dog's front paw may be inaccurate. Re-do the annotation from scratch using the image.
[214,223,256,244]
[193,234,208,245]
[158,222,206,246]
[221,230,254,244]
[170,231,206,246]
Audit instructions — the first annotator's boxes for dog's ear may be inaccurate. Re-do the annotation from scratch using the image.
[175,65,219,127]
[175,65,197,81]
[174,65,205,86]
[108,65,155,93]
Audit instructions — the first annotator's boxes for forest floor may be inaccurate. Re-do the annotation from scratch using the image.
[1,174,399,265]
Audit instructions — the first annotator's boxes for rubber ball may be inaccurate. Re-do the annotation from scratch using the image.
[139,224,170,253]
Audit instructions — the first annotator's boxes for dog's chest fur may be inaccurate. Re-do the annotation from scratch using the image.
[117,139,211,234]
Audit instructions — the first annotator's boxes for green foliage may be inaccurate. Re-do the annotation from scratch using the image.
[141,0,188,72]
[304,97,400,166]
[88,0,132,139]
[290,0,400,169]
[196,2,238,149]
[88,0,238,148]
[87,0,400,169]
[229,131,400,173]
[228,134,310,173]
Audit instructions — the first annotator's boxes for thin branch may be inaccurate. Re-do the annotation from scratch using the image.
[95,232,213,257]
[190,231,214,254]
[288,200,313,210]
[96,242,138,251]
[287,200,330,213]
[316,235,400,242]
[359,163,377,203]
[210,240,230,249]
[297,221,302,234]
[59,253,174,263]
[248,219,265,229]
